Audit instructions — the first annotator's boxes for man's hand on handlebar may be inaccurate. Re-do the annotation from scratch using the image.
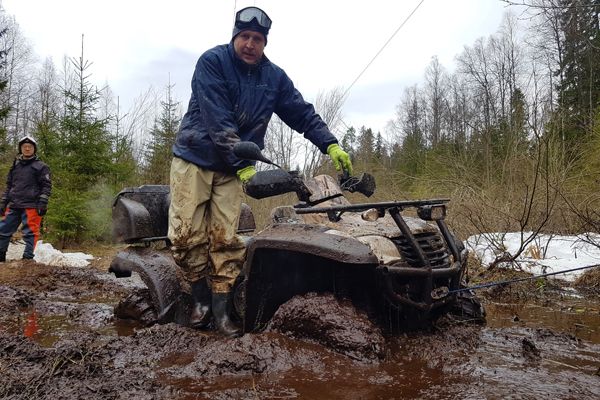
[237,165,257,183]
[327,144,353,176]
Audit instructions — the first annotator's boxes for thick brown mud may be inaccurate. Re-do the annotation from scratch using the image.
[1,258,599,399]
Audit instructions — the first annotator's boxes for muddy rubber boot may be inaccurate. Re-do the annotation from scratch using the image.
[190,279,212,329]
[212,292,241,338]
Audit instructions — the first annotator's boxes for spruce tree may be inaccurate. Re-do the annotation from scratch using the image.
[356,127,375,164]
[557,0,600,140]
[109,103,138,189]
[374,132,385,161]
[143,83,180,184]
[340,127,356,159]
[46,39,113,246]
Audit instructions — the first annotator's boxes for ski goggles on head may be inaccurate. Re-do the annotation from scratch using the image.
[235,6,272,30]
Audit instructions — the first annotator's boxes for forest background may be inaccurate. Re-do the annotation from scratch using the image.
[0,0,598,265]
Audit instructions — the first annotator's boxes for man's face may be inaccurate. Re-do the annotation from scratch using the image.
[233,30,266,65]
[21,143,35,158]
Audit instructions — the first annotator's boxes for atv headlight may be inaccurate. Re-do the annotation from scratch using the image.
[361,208,380,222]
[417,204,446,221]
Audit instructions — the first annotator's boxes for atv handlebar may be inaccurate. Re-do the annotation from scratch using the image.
[233,141,376,205]
[233,141,282,169]
[242,169,313,203]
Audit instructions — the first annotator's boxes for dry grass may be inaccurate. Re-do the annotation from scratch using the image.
[243,192,297,231]
[75,243,125,272]
[574,266,600,293]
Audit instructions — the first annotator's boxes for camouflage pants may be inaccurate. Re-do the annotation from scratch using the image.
[167,157,246,293]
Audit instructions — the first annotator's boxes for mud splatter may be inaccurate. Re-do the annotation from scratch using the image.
[266,292,386,361]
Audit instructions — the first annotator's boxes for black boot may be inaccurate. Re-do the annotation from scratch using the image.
[212,292,241,338]
[190,279,212,329]
[0,253,5,262]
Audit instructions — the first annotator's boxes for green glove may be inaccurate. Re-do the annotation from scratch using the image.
[327,144,353,175]
[236,165,257,183]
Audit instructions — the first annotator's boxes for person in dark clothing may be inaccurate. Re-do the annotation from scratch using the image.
[168,6,353,338]
[0,136,52,262]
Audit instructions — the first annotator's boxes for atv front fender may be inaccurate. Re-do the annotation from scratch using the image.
[244,223,379,267]
[240,223,379,332]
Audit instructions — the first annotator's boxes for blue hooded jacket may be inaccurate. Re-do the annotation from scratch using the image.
[173,43,338,173]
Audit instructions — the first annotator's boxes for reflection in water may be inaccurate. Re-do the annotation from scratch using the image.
[17,310,143,346]
[486,297,600,342]
[23,310,39,338]
[111,318,141,337]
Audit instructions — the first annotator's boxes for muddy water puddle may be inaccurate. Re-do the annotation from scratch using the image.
[4,308,139,346]
[1,260,599,399]
[0,262,142,346]
[485,296,599,342]
[150,295,600,400]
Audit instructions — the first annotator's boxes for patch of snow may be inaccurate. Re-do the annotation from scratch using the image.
[6,241,26,261]
[35,241,93,267]
[7,240,93,268]
[559,287,584,299]
[465,232,600,282]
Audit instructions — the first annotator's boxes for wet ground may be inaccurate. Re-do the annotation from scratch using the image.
[0,252,599,400]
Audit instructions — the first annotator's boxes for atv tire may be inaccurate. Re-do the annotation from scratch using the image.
[114,288,158,326]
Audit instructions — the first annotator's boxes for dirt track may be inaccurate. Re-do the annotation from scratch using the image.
[0,254,599,400]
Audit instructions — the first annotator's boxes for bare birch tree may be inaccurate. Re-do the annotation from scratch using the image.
[0,14,35,142]
[423,56,448,147]
[264,86,345,177]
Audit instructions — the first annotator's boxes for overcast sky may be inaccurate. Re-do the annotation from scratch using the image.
[2,0,516,137]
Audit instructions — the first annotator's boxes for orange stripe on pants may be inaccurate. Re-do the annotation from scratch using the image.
[24,208,42,249]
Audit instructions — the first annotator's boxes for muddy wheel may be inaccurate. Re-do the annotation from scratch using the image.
[114,288,158,326]
[231,275,246,324]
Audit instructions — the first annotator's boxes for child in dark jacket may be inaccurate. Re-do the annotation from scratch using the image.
[0,136,52,261]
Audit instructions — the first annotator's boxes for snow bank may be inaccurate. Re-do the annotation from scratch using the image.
[466,232,600,281]
[7,240,94,268]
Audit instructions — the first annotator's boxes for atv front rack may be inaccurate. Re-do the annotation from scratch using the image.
[294,198,464,318]
[293,198,459,263]
[294,198,449,219]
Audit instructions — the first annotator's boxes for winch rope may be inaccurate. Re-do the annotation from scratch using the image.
[341,0,426,102]
[448,264,600,294]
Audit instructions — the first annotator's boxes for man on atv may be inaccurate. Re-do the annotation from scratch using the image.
[168,6,353,337]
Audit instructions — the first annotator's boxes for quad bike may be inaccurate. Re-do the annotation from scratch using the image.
[110,142,484,333]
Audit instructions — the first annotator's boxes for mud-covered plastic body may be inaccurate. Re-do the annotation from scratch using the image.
[110,171,476,333]
[239,174,469,332]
